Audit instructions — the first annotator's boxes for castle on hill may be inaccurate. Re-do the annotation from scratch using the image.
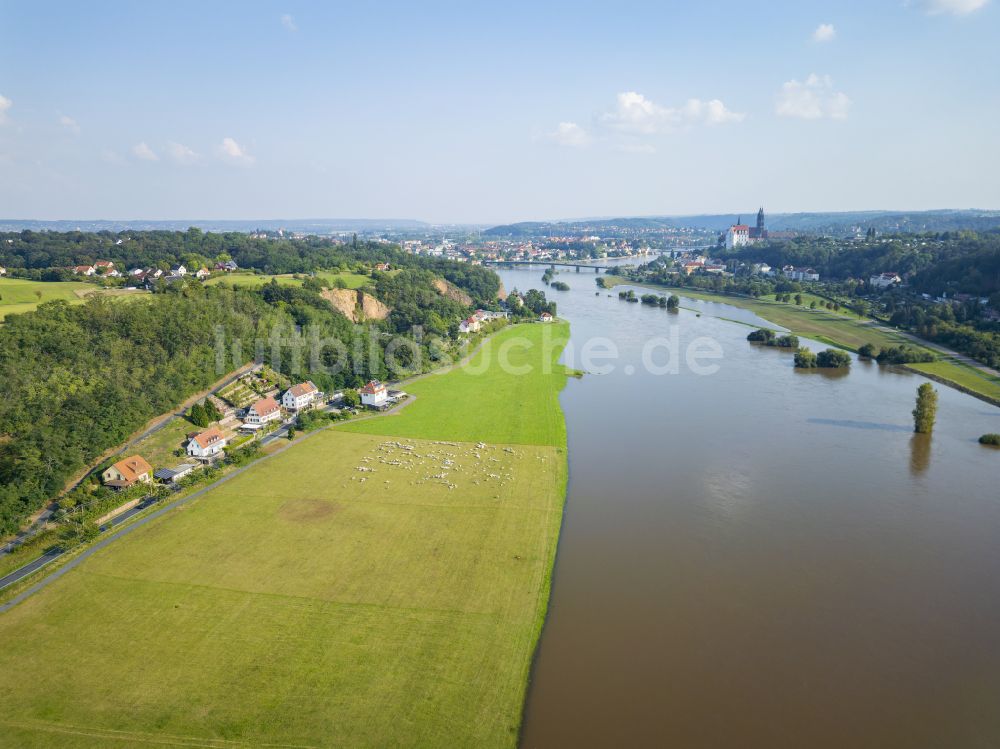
[722,207,768,250]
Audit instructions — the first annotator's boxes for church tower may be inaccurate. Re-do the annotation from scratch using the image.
[756,207,765,232]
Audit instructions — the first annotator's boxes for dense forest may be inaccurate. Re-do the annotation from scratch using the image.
[719,231,1000,297]
[0,249,506,535]
[0,229,500,305]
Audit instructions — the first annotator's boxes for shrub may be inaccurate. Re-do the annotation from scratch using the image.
[775,334,799,349]
[857,343,877,359]
[747,328,775,343]
[816,349,852,368]
[876,345,935,365]
[979,434,1000,446]
[794,348,818,368]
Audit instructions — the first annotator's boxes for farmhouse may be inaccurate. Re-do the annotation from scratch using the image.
[195,268,211,280]
[244,396,281,428]
[73,265,96,276]
[102,455,153,491]
[374,262,391,272]
[360,380,389,408]
[540,312,554,322]
[187,426,228,460]
[282,381,319,410]
[171,265,187,277]
[215,260,239,272]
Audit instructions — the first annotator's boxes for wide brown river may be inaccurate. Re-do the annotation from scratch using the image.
[498,264,1000,749]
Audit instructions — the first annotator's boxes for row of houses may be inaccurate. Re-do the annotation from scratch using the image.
[73,260,239,283]
[458,308,509,334]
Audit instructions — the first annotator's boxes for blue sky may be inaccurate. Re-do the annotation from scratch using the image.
[1,0,998,223]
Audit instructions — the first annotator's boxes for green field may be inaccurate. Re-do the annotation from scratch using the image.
[0,277,98,320]
[206,270,371,290]
[0,323,571,747]
[340,322,570,446]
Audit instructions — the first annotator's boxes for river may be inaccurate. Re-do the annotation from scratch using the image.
[497,263,1000,748]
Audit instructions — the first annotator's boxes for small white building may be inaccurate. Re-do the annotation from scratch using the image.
[244,396,281,426]
[171,264,187,277]
[360,380,389,407]
[870,272,902,289]
[282,381,319,411]
[195,268,211,280]
[73,265,96,276]
[540,312,554,322]
[187,427,228,459]
[0,266,6,276]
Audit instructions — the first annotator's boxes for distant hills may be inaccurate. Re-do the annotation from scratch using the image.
[485,210,1000,237]
[0,218,430,234]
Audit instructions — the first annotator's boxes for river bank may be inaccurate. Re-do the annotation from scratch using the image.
[600,275,1000,406]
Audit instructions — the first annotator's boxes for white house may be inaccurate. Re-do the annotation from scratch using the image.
[459,316,481,334]
[724,224,750,250]
[360,380,389,407]
[0,266,7,276]
[195,267,211,280]
[540,312,554,322]
[282,381,319,410]
[870,272,902,289]
[751,263,772,276]
[171,264,187,277]
[244,396,281,426]
[187,427,228,459]
[73,265,96,276]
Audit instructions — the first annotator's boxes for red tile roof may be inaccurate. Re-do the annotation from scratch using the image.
[108,455,152,483]
[192,427,226,449]
[249,396,280,416]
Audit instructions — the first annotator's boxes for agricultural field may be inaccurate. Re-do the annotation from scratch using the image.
[0,277,138,320]
[0,323,570,747]
[340,322,571,446]
[205,270,371,290]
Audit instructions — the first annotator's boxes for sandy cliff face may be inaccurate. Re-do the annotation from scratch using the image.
[431,278,474,307]
[321,288,391,322]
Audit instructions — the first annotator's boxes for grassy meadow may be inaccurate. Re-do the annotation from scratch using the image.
[0,277,99,320]
[206,270,371,290]
[0,323,571,747]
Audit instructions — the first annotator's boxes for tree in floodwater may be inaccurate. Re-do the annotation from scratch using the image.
[912,382,938,434]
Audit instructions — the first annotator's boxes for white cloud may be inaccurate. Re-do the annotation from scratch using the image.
[59,114,80,133]
[911,0,989,14]
[218,136,254,165]
[132,141,159,161]
[281,13,297,31]
[600,91,744,134]
[775,74,851,120]
[812,23,836,42]
[167,141,199,165]
[0,95,11,124]
[546,122,590,147]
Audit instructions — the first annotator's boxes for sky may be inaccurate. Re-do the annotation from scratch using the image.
[1,0,998,224]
